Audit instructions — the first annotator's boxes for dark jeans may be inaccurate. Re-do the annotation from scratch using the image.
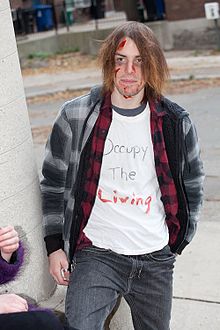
[0,311,64,330]
[65,245,175,330]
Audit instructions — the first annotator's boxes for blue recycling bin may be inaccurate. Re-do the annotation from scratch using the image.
[155,0,165,19]
[35,5,54,32]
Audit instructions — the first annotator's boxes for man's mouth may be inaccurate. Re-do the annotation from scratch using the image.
[120,79,137,84]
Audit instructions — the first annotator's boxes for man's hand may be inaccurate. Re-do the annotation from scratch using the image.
[48,249,70,286]
[0,294,28,314]
[0,226,19,262]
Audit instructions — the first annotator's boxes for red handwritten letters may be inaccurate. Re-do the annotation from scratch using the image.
[98,188,152,214]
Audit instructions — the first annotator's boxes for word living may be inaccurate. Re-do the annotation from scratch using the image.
[98,188,152,214]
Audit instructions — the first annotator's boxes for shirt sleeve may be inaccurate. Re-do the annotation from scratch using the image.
[44,233,64,256]
[182,117,205,242]
[40,106,72,255]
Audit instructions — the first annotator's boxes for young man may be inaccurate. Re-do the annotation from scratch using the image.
[41,22,204,330]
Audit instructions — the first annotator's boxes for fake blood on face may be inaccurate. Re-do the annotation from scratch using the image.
[117,38,127,51]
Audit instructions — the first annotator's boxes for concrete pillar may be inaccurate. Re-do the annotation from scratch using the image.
[0,0,55,301]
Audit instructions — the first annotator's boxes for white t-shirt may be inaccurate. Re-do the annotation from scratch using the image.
[84,104,168,255]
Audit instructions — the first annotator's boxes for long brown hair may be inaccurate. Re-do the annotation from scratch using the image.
[98,21,169,100]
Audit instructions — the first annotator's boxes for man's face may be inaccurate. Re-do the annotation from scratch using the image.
[113,37,145,99]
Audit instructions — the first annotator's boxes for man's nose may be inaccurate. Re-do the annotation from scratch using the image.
[125,60,134,74]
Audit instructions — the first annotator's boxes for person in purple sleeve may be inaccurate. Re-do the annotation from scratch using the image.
[0,225,27,313]
[0,225,64,330]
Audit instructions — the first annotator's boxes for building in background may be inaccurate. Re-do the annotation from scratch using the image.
[165,0,220,21]
[9,0,220,32]
[117,0,220,50]
[9,1,220,59]
[9,0,108,34]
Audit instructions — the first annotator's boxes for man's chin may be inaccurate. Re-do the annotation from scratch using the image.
[119,90,138,98]
[116,85,145,98]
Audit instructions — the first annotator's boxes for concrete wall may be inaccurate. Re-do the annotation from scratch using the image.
[17,28,114,58]
[169,17,220,50]
[0,0,55,302]
[17,16,220,59]
[17,21,173,59]
[148,20,173,50]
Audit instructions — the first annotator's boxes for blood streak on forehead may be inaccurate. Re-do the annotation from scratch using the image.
[117,38,127,51]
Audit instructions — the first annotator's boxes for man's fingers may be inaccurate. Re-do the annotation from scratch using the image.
[51,274,69,286]
[48,249,69,286]
[57,277,69,286]
[50,269,69,286]
[60,268,70,281]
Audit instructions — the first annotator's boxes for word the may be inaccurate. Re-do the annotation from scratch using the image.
[108,166,136,181]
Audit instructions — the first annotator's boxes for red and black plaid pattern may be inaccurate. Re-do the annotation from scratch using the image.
[149,100,180,245]
[76,92,112,249]
[76,95,180,250]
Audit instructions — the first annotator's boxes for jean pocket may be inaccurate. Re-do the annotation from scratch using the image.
[148,245,176,262]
